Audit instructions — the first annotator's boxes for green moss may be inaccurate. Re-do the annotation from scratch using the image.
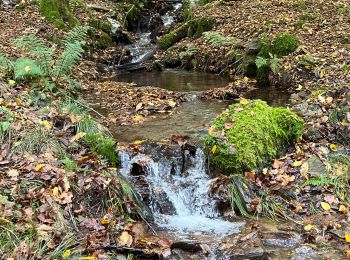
[158,17,214,49]
[89,19,112,34]
[258,36,273,58]
[95,31,113,49]
[204,100,304,173]
[40,0,79,29]
[273,33,299,57]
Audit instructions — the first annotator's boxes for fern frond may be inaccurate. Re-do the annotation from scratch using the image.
[301,176,337,188]
[62,26,89,46]
[13,57,44,81]
[15,35,53,74]
[53,42,83,78]
[203,31,238,47]
[179,44,198,59]
[0,53,14,72]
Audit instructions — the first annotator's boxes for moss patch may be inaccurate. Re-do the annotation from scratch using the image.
[273,33,299,57]
[158,17,214,49]
[40,0,78,29]
[204,100,304,173]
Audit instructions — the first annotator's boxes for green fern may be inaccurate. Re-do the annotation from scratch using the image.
[62,26,89,47]
[15,35,53,74]
[179,44,198,59]
[53,41,84,78]
[203,31,238,47]
[301,176,337,188]
[13,58,43,81]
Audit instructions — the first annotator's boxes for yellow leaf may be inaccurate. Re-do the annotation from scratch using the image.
[52,187,59,197]
[243,76,249,84]
[304,224,314,231]
[208,126,216,136]
[295,84,303,91]
[133,140,144,145]
[240,98,249,105]
[8,80,16,86]
[63,250,71,258]
[39,120,52,130]
[211,145,217,154]
[329,144,337,151]
[134,114,143,121]
[71,132,86,143]
[346,250,350,257]
[293,160,303,167]
[345,233,350,243]
[34,164,45,172]
[100,219,110,225]
[321,202,331,211]
[339,205,347,212]
[168,100,177,107]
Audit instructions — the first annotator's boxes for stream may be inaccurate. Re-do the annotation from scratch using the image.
[85,2,342,259]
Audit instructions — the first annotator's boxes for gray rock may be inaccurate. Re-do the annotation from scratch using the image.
[304,126,323,141]
[307,156,327,178]
[291,246,318,260]
[261,231,301,248]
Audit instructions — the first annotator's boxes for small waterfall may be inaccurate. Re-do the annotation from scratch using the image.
[119,146,244,237]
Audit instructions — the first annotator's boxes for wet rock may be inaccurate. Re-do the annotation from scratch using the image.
[225,238,266,260]
[231,176,256,213]
[171,241,202,252]
[291,246,318,260]
[164,56,181,68]
[245,38,261,56]
[307,156,327,178]
[304,126,323,141]
[260,231,301,248]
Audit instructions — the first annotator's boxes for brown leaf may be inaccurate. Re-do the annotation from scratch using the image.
[118,231,133,247]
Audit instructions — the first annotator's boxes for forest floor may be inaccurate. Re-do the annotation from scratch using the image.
[0,0,349,259]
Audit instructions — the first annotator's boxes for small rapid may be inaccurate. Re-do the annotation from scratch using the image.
[119,146,244,239]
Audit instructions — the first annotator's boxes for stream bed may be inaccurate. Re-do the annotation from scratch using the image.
[85,67,343,258]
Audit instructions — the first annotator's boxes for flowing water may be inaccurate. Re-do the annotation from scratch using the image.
[119,147,245,240]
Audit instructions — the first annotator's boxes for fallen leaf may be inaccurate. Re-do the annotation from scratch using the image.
[339,205,347,212]
[321,201,331,211]
[34,164,45,172]
[300,161,309,179]
[345,233,350,243]
[293,160,303,167]
[135,103,143,111]
[71,132,86,143]
[7,169,19,177]
[240,98,249,105]
[118,231,133,247]
[304,224,314,231]
[211,145,217,154]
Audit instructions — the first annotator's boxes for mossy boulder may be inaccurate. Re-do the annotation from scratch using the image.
[40,0,78,29]
[158,17,213,49]
[273,33,299,56]
[204,100,304,173]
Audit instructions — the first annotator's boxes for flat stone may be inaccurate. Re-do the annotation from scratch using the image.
[307,156,327,178]
[261,231,301,248]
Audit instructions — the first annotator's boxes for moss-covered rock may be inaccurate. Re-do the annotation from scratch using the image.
[158,17,214,49]
[40,0,78,29]
[204,100,304,173]
[273,33,299,56]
